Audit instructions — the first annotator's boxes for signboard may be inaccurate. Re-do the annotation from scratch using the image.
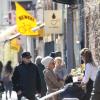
[44,10,62,34]
[16,2,40,36]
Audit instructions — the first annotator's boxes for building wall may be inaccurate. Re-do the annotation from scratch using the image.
[73,8,81,66]
[0,0,9,26]
[84,0,100,65]
[0,0,19,66]
[36,0,65,58]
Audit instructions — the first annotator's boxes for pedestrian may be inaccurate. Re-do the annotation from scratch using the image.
[35,56,47,97]
[0,61,3,79]
[41,56,64,100]
[12,52,41,100]
[80,48,98,100]
[2,60,13,100]
[0,61,4,97]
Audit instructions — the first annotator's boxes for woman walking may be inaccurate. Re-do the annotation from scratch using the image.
[2,60,13,100]
[35,56,47,97]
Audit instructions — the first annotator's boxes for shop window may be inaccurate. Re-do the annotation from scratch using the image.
[11,1,33,10]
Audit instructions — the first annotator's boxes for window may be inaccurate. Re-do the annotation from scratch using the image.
[11,1,33,10]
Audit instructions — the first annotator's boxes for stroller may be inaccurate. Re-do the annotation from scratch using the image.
[60,82,85,100]
[39,82,85,100]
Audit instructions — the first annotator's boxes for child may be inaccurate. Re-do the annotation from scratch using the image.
[54,57,67,81]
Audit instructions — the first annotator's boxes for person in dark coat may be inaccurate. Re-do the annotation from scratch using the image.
[0,61,3,79]
[2,60,13,100]
[35,56,47,97]
[91,68,100,100]
[0,61,4,94]
[12,52,41,100]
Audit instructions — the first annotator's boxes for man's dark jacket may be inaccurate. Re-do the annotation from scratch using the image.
[12,62,41,97]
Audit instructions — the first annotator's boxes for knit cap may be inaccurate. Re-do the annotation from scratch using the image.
[41,56,53,67]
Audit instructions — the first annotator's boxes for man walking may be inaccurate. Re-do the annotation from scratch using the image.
[12,52,41,100]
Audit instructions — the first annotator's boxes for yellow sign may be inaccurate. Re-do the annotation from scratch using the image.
[10,38,20,52]
[38,28,45,37]
[15,2,39,36]
[97,0,100,4]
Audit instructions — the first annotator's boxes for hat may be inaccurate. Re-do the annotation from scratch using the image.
[41,56,53,67]
[22,52,32,58]
[35,56,42,64]
[49,52,56,58]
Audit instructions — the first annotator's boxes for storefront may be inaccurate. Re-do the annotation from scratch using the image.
[0,25,20,66]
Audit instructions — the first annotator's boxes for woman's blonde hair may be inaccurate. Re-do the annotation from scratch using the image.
[55,57,63,65]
